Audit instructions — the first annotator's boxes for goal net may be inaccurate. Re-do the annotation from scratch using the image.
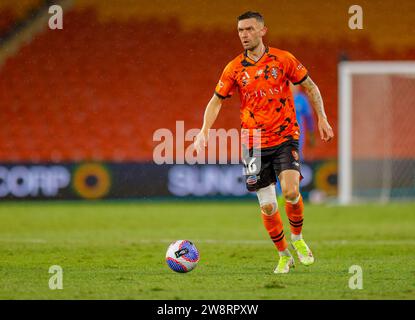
[339,62,415,204]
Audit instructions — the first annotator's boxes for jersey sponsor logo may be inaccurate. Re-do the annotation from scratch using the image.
[243,86,281,99]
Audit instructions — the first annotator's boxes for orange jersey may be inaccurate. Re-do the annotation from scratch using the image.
[214,46,308,149]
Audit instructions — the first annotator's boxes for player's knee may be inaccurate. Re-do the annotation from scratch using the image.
[283,187,299,202]
[257,184,278,215]
[261,203,276,215]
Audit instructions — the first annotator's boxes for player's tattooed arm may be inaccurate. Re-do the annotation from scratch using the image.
[300,77,326,119]
[300,77,334,142]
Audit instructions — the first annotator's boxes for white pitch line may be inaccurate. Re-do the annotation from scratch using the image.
[157,239,415,246]
[0,238,414,246]
[0,238,47,244]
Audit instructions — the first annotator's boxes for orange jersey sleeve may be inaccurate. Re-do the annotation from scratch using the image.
[283,51,308,85]
[214,61,236,99]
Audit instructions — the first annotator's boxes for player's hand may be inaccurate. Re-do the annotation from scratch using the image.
[318,117,334,142]
[193,129,209,154]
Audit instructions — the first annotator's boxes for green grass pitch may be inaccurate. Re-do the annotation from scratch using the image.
[0,200,414,300]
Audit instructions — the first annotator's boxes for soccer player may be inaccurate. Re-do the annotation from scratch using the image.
[194,11,334,273]
[291,84,316,159]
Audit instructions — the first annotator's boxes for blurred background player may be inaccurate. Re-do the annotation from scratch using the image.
[276,84,315,197]
[291,84,316,160]
[194,11,334,274]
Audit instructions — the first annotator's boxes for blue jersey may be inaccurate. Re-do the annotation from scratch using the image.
[294,91,314,158]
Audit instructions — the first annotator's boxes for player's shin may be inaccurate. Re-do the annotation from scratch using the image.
[285,194,314,266]
[285,193,304,241]
[257,185,290,256]
[261,210,289,255]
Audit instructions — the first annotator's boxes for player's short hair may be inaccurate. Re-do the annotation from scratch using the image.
[237,11,264,24]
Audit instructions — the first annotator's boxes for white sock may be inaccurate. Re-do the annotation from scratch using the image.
[291,233,303,241]
[278,249,292,257]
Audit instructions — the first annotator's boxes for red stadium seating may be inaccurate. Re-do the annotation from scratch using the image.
[1,6,414,163]
[0,0,43,37]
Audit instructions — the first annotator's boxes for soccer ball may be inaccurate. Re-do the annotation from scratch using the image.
[165,240,200,273]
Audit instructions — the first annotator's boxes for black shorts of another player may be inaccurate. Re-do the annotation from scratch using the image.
[243,139,302,192]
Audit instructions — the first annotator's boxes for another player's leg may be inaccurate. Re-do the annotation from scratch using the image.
[279,169,314,266]
[256,184,294,274]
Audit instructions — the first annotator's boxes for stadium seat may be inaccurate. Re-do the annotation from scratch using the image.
[1,2,414,163]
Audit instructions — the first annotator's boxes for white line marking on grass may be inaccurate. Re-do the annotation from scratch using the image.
[0,238,414,246]
[136,239,415,246]
[0,238,47,244]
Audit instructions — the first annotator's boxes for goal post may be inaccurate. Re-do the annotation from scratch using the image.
[338,61,415,204]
